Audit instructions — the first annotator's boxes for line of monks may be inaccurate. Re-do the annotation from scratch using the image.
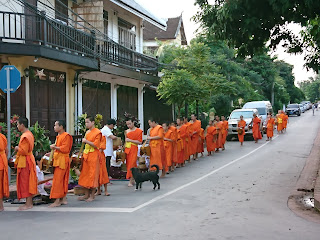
[0,111,289,211]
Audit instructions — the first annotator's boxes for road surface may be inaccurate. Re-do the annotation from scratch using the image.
[1,110,320,240]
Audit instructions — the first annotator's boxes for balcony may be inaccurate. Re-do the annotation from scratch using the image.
[0,11,158,76]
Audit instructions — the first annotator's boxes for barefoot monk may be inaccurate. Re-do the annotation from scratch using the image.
[125,119,143,187]
[49,120,73,208]
[15,117,37,211]
[78,116,102,202]
[148,119,165,177]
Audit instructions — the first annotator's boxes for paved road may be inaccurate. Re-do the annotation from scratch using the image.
[1,110,320,240]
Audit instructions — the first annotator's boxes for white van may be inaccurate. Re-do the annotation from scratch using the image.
[242,101,272,122]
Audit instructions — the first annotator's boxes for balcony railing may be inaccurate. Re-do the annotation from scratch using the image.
[0,11,158,75]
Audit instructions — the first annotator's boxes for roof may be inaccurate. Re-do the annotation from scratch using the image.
[110,0,166,30]
[233,109,258,112]
[143,15,188,45]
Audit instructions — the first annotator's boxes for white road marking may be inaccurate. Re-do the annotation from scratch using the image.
[4,136,278,213]
[4,206,134,213]
[133,135,279,212]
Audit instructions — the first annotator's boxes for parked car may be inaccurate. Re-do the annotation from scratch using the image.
[242,101,273,122]
[286,104,301,116]
[299,104,305,113]
[301,101,312,110]
[228,108,261,140]
[302,104,308,112]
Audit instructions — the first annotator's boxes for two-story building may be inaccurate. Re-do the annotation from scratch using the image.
[0,0,172,137]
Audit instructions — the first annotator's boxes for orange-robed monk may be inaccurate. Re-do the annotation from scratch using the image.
[125,119,143,187]
[237,115,246,146]
[179,118,189,165]
[282,111,289,132]
[163,122,174,173]
[221,116,229,150]
[198,128,205,157]
[169,123,178,168]
[14,117,37,211]
[0,133,9,211]
[49,120,73,208]
[276,113,283,133]
[266,114,275,141]
[78,116,102,202]
[205,120,217,156]
[148,119,166,177]
[96,136,110,195]
[176,118,185,167]
[190,114,201,160]
[251,113,262,143]
[215,116,223,151]
[183,117,192,161]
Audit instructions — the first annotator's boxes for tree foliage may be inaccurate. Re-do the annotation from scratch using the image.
[299,76,320,102]
[157,37,303,116]
[194,0,320,71]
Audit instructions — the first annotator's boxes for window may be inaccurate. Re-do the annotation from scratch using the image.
[103,10,108,36]
[118,18,136,50]
[55,0,68,23]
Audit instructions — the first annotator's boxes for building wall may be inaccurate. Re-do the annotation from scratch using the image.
[103,0,143,53]
[117,85,138,118]
[143,88,172,133]
[0,0,23,12]
[2,56,77,135]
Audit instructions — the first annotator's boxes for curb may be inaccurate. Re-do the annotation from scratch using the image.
[288,125,320,222]
[314,168,320,211]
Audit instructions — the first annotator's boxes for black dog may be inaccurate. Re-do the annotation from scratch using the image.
[131,164,160,190]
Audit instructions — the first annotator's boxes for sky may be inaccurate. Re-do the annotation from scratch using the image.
[136,0,316,85]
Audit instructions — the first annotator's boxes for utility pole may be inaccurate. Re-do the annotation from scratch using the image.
[271,82,275,106]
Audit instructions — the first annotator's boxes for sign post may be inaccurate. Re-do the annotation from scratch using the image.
[6,67,11,177]
[0,65,21,184]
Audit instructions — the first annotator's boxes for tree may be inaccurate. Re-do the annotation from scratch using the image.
[157,69,204,117]
[158,41,237,115]
[194,0,320,71]
[275,61,305,103]
[299,76,320,102]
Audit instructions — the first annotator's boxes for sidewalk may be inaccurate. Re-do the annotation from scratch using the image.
[8,173,53,200]
[288,124,320,222]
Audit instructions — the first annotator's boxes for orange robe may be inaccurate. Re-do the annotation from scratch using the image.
[186,122,193,156]
[191,120,201,155]
[78,128,101,189]
[149,125,164,170]
[267,118,275,138]
[164,130,174,168]
[215,121,223,149]
[180,124,189,161]
[197,128,205,153]
[221,120,229,146]
[278,113,285,131]
[125,128,143,179]
[283,114,288,129]
[169,126,178,164]
[237,120,246,143]
[98,136,110,185]
[277,116,283,132]
[50,132,73,199]
[176,128,184,164]
[0,133,9,199]
[15,131,37,200]
[252,117,262,140]
[206,126,217,152]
